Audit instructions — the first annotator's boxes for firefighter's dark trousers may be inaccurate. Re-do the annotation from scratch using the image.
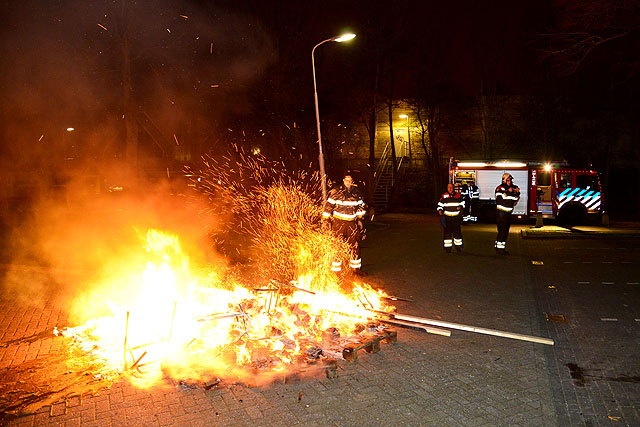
[469,198,479,221]
[495,210,512,250]
[462,196,471,221]
[331,220,362,272]
[443,214,463,250]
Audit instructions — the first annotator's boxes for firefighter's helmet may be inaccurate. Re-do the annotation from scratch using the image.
[502,173,513,182]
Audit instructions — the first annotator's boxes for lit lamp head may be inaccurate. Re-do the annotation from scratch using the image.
[333,33,356,42]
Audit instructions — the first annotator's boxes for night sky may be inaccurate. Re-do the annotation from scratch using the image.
[0,0,638,197]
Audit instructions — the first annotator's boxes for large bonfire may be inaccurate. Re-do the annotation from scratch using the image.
[57,148,394,388]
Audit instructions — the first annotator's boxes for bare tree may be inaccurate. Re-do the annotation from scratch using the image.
[382,78,399,181]
[536,0,640,80]
[351,68,383,203]
[535,0,640,203]
[475,82,502,159]
[117,1,138,174]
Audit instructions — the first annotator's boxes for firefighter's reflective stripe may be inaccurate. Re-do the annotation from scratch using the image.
[557,187,601,212]
[333,212,359,221]
[454,238,462,246]
[440,201,464,207]
[331,261,342,272]
[444,239,453,248]
[495,241,506,249]
[497,193,519,201]
[324,186,366,221]
[495,184,519,213]
[332,199,363,206]
[349,258,362,269]
[437,192,465,216]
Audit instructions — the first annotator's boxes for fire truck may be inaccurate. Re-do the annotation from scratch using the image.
[448,159,603,224]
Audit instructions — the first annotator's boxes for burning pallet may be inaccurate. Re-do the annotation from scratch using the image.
[57,264,554,401]
[342,327,397,363]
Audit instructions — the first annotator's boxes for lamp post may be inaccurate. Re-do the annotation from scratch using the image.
[312,33,356,202]
[399,114,410,158]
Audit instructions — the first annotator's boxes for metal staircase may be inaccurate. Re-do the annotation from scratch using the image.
[373,142,408,211]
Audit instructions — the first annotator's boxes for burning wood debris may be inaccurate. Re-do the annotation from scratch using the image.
[5,149,402,402]
[1,148,552,418]
[55,230,398,389]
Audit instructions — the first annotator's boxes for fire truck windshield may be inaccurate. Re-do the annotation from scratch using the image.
[557,173,571,189]
[576,174,599,190]
[538,171,551,186]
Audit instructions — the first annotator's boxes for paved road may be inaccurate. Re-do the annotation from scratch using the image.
[1,214,638,426]
[524,236,640,426]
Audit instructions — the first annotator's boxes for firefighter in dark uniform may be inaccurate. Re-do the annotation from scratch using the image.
[323,171,367,275]
[437,183,465,253]
[468,182,480,222]
[495,173,520,254]
[458,182,471,222]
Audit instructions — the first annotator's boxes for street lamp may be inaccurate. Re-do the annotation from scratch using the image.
[312,33,356,202]
[399,114,410,158]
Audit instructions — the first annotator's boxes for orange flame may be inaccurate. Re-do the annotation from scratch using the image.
[60,229,393,388]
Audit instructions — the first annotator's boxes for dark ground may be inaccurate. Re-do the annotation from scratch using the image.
[1,213,639,426]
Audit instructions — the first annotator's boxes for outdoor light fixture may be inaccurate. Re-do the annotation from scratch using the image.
[66,127,75,132]
[312,33,356,201]
[457,162,488,168]
[334,33,356,42]
[544,163,552,172]
[497,162,527,168]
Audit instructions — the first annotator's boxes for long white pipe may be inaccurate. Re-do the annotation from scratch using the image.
[375,311,554,346]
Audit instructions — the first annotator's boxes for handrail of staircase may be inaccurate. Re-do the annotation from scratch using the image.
[390,141,409,186]
[373,142,390,189]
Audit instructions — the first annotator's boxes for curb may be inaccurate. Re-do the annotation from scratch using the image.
[521,228,640,239]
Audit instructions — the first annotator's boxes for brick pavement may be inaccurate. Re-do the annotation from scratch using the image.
[0,214,578,426]
[524,237,640,427]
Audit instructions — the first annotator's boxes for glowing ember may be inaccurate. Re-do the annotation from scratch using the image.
[55,150,394,387]
[59,227,392,387]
